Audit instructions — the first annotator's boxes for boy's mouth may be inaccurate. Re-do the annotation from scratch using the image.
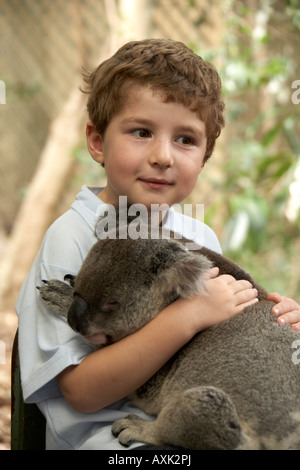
[139,177,173,189]
[84,331,113,346]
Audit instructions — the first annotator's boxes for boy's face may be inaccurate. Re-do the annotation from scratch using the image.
[87,86,207,209]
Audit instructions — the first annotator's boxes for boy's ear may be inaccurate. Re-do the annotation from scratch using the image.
[86,121,104,165]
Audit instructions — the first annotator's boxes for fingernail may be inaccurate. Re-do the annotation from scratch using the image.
[273,308,279,315]
[278,317,285,324]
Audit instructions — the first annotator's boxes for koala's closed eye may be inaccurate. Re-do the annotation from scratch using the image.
[101,301,120,312]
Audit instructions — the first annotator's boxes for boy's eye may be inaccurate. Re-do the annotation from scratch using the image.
[177,136,194,145]
[132,129,151,138]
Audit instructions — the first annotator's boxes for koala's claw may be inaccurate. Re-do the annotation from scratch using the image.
[37,279,74,317]
[111,414,155,447]
[64,274,76,287]
[111,414,138,446]
[36,280,49,288]
[111,426,134,447]
[111,417,128,438]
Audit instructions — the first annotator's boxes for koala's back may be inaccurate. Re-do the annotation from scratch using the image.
[135,300,300,447]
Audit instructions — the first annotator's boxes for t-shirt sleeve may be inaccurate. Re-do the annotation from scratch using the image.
[15,218,95,403]
[163,207,223,254]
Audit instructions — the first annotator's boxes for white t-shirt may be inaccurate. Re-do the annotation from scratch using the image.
[15,185,222,450]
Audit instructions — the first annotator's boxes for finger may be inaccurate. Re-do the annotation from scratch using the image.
[208,267,219,279]
[218,274,238,284]
[272,299,299,316]
[234,296,259,314]
[292,322,300,332]
[231,279,254,292]
[267,292,282,303]
[234,288,258,307]
[276,311,300,326]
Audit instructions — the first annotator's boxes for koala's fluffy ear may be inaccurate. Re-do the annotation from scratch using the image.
[152,242,213,298]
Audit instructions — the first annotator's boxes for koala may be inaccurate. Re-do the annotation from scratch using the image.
[39,223,300,450]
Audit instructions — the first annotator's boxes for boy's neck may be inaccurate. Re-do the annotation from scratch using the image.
[97,192,170,227]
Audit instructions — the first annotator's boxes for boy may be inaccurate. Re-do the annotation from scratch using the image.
[16,38,300,450]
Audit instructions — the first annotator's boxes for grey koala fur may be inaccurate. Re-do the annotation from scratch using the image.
[39,224,300,450]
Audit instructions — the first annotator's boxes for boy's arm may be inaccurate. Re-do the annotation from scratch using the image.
[267,292,300,330]
[57,269,258,413]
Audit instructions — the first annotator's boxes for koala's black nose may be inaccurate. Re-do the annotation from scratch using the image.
[68,295,89,333]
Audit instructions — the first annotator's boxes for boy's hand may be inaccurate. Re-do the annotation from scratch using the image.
[188,268,259,332]
[267,292,300,331]
[205,268,259,316]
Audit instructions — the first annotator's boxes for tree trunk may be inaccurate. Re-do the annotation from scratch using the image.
[0,84,86,309]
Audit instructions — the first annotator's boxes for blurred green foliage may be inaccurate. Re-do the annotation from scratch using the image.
[73,0,300,298]
[200,1,300,298]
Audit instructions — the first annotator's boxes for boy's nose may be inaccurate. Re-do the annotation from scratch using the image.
[148,139,174,168]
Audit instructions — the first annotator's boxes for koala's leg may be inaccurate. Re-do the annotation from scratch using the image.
[37,278,75,317]
[112,386,244,450]
[154,386,245,450]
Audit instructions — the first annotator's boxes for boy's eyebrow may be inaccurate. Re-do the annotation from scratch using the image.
[120,117,154,127]
[175,125,205,136]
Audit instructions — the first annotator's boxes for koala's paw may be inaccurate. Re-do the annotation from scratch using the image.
[112,414,156,448]
[37,278,74,316]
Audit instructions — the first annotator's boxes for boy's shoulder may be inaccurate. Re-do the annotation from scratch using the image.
[46,185,103,237]
[40,186,103,266]
[165,207,222,254]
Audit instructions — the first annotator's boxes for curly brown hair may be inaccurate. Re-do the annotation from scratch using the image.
[83,38,225,162]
